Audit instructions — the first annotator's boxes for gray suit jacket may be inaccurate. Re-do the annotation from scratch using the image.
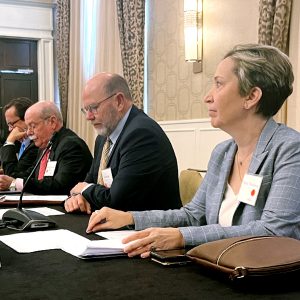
[132,119,300,246]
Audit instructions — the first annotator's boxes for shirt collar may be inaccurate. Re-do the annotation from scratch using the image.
[22,137,31,148]
[109,106,132,146]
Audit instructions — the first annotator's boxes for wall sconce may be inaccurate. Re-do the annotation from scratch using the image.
[184,0,203,73]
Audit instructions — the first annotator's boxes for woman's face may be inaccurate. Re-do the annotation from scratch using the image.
[204,57,247,131]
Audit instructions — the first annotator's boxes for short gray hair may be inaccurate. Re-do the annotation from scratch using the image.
[104,74,132,100]
[224,44,294,117]
[40,102,63,123]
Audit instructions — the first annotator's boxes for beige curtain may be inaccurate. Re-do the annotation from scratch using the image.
[116,0,145,109]
[55,0,70,124]
[67,0,123,151]
[258,0,293,124]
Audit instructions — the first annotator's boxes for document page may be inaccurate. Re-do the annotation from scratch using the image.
[3,195,68,202]
[96,230,136,240]
[64,239,126,258]
[0,229,127,259]
[0,229,65,253]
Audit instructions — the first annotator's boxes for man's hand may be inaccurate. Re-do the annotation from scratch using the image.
[122,228,185,258]
[86,207,134,233]
[70,182,89,195]
[64,194,91,214]
[6,127,26,143]
[0,175,14,190]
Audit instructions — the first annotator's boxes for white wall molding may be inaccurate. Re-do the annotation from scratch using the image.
[38,38,54,100]
[0,1,54,101]
[159,119,230,173]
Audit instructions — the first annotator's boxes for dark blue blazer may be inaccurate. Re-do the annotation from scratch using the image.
[0,141,38,178]
[83,105,181,211]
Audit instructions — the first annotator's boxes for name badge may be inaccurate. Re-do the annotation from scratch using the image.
[44,161,57,177]
[237,174,263,206]
[101,168,113,188]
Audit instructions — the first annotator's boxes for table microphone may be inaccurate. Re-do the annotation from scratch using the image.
[2,133,58,231]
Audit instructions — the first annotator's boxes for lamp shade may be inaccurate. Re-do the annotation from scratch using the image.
[184,0,203,62]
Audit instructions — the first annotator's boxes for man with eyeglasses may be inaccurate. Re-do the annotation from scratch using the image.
[0,97,38,184]
[65,72,181,214]
[0,101,93,194]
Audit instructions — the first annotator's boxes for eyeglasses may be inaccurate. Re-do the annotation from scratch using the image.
[7,118,20,129]
[81,93,116,115]
[27,117,50,131]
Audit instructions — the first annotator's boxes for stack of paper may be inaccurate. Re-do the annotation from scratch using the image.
[68,239,126,258]
[0,229,126,259]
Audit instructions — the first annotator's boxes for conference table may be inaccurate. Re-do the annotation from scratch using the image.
[1,204,300,300]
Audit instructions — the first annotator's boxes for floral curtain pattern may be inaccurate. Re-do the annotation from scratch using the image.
[116,0,145,109]
[258,0,292,124]
[55,0,70,124]
[258,0,292,53]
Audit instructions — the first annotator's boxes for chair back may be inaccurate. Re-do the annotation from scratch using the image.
[179,169,203,205]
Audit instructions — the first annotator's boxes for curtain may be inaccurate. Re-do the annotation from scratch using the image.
[67,0,123,151]
[55,0,70,125]
[258,0,293,123]
[116,0,145,109]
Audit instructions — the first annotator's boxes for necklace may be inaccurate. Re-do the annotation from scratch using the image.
[236,151,253,181]
[236,151,253,166]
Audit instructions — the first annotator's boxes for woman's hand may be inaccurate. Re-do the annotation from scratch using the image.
[86,207,134,233]
[122,227,184,258]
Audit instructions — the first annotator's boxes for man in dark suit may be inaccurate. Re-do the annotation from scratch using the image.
[65,73,181,214]
[0,101,93,194]
[0,97,38,178]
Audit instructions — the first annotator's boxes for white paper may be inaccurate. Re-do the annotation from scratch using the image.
[0,229,127,259]
[96,230,136,240]
[63,239,125,258]
[28,207,65,216]
[4,195,68,201]
[0,229,65,252]
[0,207,64,219]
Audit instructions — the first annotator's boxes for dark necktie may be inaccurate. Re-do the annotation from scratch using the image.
[97,138,112,185]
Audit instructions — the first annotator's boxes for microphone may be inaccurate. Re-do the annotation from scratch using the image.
[2,132,58,231]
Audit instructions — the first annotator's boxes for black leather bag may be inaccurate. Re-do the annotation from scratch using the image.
[186,236,300,281]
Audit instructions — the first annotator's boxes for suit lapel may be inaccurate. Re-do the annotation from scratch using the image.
[213,119,278,223]
[248,118,279,174]
[107,105,140,166]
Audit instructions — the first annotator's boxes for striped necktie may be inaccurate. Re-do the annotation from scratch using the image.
[18,141,26,160]
[97,138,112,185]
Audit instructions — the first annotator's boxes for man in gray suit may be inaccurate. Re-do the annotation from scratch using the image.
[85,44,300,258]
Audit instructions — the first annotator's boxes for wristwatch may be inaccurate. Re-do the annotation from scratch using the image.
[9,179,16,191]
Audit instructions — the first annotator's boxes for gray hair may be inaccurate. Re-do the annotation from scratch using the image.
[104,74,132,100]
[40,102,63,123]
[224,44,294,117]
